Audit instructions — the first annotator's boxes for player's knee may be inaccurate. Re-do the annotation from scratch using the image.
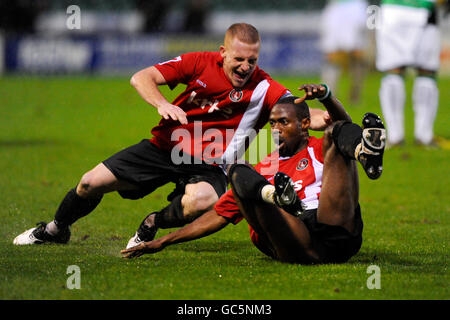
[77,172,95,197]
[183,185,218,219]
[229,164,268,200]
[77,170,105,198]
[77,164,118,197]
[187,191,218,214]
[323,121,340,148]
[323,123,335,140]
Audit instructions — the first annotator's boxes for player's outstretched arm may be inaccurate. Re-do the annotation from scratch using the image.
[130,66,188,125]
[121,210,229,259]
[295,84,351,123]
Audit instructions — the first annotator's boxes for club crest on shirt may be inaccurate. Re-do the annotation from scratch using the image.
[229,89,243,102]
[297,158,309,171]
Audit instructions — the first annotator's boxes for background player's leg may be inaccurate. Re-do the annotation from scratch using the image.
[321,52,341,95]
[348,50,366,105]
[316,124,359,233]
[229,165,318,263]
[379,70,406,146]
[413,70,438,146]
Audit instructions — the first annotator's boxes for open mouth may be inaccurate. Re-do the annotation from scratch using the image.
[234,70,248,81]
[276,138,286,150]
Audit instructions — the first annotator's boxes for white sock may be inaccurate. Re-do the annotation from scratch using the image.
[413,76,439,145]
[379,74,406,144]
[45,220,60,236]
[321,62,340,93]
[260,185,275,204]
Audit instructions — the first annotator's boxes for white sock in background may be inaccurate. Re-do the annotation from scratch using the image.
[379,74,406,145]
[321,62,340,94]
[412,76,439,145]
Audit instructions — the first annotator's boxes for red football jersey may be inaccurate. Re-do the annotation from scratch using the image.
[215,136,324,224]
[151,51,289,164]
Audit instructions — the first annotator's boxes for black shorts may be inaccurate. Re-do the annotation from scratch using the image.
[300,204,363,263]
[102,139,228,200]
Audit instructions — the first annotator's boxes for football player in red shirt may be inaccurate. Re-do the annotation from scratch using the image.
[121,84,386,264]
[13,23,330,246]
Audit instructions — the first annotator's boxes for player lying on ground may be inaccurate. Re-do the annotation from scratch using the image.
[13,23,330,246]
[121,84,386,264]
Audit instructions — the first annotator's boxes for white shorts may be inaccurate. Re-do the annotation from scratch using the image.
[376,5,441,72]
[320,0,368,53]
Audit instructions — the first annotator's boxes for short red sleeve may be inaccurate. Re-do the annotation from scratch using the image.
[214,189,244,225]
[252,79,289,132]
[265,80,290,110]
[154,52,202,89]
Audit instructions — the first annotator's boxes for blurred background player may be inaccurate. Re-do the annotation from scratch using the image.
[376,0,443,147]
[121,85,387,263]
[319,0,369,105]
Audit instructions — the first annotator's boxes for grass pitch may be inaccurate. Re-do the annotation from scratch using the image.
[0,74,448,300]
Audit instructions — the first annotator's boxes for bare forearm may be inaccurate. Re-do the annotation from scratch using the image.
[130,66,172,109]
[156,210,229,249]
[320,95,352,122]
[131,66,188,124]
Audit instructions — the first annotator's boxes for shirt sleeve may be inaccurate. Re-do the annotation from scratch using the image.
[154,52,202,90]
[252,80,289,131]
[214,189,244,225]
[265,80,290,110]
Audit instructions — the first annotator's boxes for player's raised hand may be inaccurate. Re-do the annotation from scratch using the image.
[157,103,188,125]
[121,240,164,259]
[294,84,328,104]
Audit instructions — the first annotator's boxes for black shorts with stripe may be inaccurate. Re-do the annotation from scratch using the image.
[102,139,228,200]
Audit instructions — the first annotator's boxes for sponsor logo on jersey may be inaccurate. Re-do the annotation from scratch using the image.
[229,89,243,102]
[196,79,207,88]
[297,158,309,171]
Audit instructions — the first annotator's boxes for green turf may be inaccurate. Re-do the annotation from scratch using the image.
[0,73,448,300]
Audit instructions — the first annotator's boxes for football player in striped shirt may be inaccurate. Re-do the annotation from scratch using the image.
[13,23,330,247]
[121,84,386,264]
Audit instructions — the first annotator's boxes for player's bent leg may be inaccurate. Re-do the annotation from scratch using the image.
[228,164,318,264]
[14,163,136,246]
[127,181,219,249]
[331,117,386,180]
[317,123,360,232]
[55,163,137,228]
[228,164,269,201]
[311,127,365,262]
[182,182,219,220]
[318,114,385,231]
[77,163,136,197]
